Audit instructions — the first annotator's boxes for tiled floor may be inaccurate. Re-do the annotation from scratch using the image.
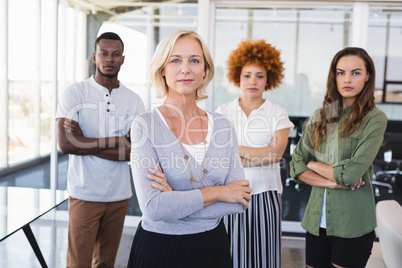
[0,214,307,268]
[0,215,386,268]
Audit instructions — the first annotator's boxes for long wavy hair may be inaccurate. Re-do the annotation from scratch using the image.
[311,47,376,151]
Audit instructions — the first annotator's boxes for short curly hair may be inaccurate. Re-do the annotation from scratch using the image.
[227,39,284,91]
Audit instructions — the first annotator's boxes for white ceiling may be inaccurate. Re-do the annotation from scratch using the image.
[66,0,197,16]
[66,0,402,17]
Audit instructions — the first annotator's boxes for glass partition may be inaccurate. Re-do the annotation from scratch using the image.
[213,4,354,117]
[8,0,38,164]
[368,6,402,104]
[0,187,68,240]
[6,0,87,165]
[111,4,198,109]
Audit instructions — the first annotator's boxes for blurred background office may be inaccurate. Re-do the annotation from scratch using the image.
[1,0,401,267]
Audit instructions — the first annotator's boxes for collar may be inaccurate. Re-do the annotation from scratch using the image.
[227,97,274,114]
[259,98,274,113]
[89,75,121,94]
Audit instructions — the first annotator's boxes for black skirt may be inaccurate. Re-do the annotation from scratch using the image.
[127,220,232,268]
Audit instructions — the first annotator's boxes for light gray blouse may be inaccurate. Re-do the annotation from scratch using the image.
[130,108,246,235]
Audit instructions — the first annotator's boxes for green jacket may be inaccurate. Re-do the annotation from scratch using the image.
[290,107,387,238]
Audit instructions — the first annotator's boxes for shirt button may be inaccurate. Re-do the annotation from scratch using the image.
[107,102,110,105]
[107,109,110,112]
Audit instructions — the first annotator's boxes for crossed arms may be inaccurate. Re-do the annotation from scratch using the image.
[298,161,363,190]
[239,128,290,167]
[57,118,131,161]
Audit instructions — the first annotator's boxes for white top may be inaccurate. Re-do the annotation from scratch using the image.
[56,76,145,202]
[320,189,327,228]
[216,97,294,194]
[155,108,213,164]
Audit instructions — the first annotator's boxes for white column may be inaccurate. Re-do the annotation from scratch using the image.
[197,0,215,112]
[34,0,42,157]
[352,2,369,49]
[72,5,79,82]
[50,0,60,206]
[146,6,155,110]
[0,0,8,167]
[79,12,88,81]
[197,0,211,42]
[0,187,8,238]
[59,1,67,93]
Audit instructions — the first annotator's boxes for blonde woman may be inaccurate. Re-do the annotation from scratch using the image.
[127,30,251,268]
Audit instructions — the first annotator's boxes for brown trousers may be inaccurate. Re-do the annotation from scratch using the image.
[66,197,129,268]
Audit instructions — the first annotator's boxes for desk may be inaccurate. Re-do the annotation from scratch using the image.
[0,187,68,267]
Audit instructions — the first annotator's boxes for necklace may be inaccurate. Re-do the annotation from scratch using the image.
[163,103,208,187]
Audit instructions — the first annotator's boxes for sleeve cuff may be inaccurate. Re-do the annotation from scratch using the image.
[290,161,309,184]
[333,159,352,185]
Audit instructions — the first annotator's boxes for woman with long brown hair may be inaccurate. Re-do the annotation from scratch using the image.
[290,47,387,268]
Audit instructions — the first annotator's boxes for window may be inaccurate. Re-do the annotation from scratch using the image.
[110,4,198,109]
[368,6,402,104]
[213,4,353,117]
[5,0,86,166]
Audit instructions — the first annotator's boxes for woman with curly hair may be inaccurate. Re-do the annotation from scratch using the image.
[216,40,294,268]
[289,47,387,268]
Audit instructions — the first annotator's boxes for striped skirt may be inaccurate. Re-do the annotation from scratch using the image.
[224,190,282,268]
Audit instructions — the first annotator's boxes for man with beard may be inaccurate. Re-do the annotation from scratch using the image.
[56,32,145,268]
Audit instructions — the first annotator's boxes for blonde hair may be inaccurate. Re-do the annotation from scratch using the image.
[149,29,214,100]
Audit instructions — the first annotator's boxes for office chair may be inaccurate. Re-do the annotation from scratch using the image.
[285,120,304,192]
[371,132,402,196]
[372,160,393,196]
